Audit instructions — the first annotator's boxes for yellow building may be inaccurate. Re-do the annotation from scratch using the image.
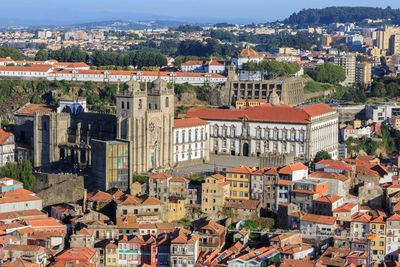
[105,241,118,267]
[355,62,372,85]
[168,197,186,222]
[236,99,267,109]
[368,216,386,263]
[130,181,143,196]
[390,117,400,131]
[226,166,254,200]
[352,119,362,129]
[201,174,230,214]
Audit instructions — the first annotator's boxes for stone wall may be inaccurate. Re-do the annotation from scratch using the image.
[33,173,85,207]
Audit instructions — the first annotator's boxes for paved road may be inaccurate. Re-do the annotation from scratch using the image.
[172,155,259,177]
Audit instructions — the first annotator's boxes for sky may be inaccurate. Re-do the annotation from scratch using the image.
[1,0,400,25]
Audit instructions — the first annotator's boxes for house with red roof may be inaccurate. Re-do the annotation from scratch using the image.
[184,102,338,161]
[118,234,158,267]
[300,213,337,238]
[290,179,328,213]
[233,45,263,69]
[195,219,226,251]
[313,194,344,216]
[149,173,172,203]
[173,117,210,167]
[54,247,98,266]
[0,129,15,167]
[225,166,255,200]
[308,171,351,197]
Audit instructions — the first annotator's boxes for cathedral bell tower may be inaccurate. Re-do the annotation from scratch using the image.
[116,74,174,174]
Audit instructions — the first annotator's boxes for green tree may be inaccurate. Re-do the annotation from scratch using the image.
[0,160,36,190]
[35,49,49,61]
[311,63,346,84]
[0,46,23,60]
[313,150,332,163]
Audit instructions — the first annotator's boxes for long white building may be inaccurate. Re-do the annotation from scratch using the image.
[184,103,339,160]
[0,64,227,86]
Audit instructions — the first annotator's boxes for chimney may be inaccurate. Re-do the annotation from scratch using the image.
[83,189,87,213]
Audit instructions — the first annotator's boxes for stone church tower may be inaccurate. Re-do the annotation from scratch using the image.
[116,75,174,174]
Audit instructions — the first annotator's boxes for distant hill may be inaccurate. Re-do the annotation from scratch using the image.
[69,20,203,30]
[283,6,400,27]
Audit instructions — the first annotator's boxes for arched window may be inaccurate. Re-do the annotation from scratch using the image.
[201,129,204,140]
[138,99,142,109]
[166,97,169,107]
[182,131,185,143]
[189,130,192,142]
[195,130,198,141]
[127,101,130,110]
[176,131,179,144]
[121,101,125,109]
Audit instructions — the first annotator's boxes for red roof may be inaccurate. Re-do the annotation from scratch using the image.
[279,162,308,175]
[15,103,55,116]
[226,166,254,174]
[185,103,316,124]
[309,171,349,182]
[239,47,259,57]
[174,118,209,128]
[302,103,336,117]
[170,177,189,183]
[314,194,342,204]
[0,129,14,145]
[278,180,292,186]
[333,203,357,213]
[301,213,336,224]
[150,173,171,179]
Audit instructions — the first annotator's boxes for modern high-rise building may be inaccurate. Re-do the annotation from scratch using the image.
[389,34,400,56]
[355,62,372,85]
[334,54,356,85]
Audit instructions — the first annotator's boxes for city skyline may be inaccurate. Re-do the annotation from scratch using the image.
[1,0,400,26]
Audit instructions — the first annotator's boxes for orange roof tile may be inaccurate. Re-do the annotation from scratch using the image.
[226,166,254,174]
[314,194,342,204]
[15,103,55,116]
[150,173,172,179]
[170,177,189,183]
[302,103,336,117]
[174,118,209,128]
[309,171,349,182]
[0,129,14,145]
[301,213,336,224]
[279,162,308,174]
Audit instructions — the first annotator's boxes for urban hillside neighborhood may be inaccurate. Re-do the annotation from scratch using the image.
[2,4,400,267]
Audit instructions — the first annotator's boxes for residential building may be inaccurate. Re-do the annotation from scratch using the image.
[169,177,189,198]
[0,129,15,166]
[369,216,386,263]
[365,103,400,123]
[3,245,47,266]
[223,199,261,220]
[173,118,210,166]
[308,171,350,197]
[118,234,158,266]
[54,247,98,266]
[70,228,94,248]
[196,220,225,251]
[225,166,254,200]
[149,173,171,203]
[355,62,372,85]
[0,178,42,213]
[201,174,230,214]
[386,213,400,262]
[333,203,359,222]
[300,213,336,238]
[170,228,199,267]
[167,197,185,222]
[334,54,356,85]
[115,195,166,222]
[389,116,400,130]
[290,179,328,213]
[350,212,371,240]
[105,241,118,267]
[227,247,280,267]
[313,194,344,216]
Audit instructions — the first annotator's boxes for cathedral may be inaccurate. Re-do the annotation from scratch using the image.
[14,76,175,191]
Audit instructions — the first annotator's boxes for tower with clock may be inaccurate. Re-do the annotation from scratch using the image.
[116,74,174,174]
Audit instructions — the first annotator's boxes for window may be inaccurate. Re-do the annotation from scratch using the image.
[189,130,192,142]
[201,129,204,140]
[176,132,179,144]
[138,99,142,109]
[121,101,125,109]
[127,101,130,109]
[195,130,198,141]
[182,131,185,143]
[166,97,169,107]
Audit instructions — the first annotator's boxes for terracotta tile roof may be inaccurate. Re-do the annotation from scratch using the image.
[239,47,259,57]
[87,190,113,202]
[288,211,306,218]
[77,228,93,236]
[226,166,254,174]
[301,213,336,225]
[198,219,225,233]
[309,171,349,182]
[117,215,138,229]
[3,244,45,252]
[150,173,172,179]
[211,173,225,180]
[55,247,97,262]
[388,213,400,221]
[170,177,189,183]
[291,189,315,194]
[314,194,342,204]
[24,217,65,228]
[278,180,292,185]
[370,216,385,223]
[279,162,308,174]
[181,60,203,65]
[316,160,353,171]
[185,103,316,124]
[351,212,371,223]
[0,129,14,145]
[2,258,38,267]
[15,103,55,116]
[0,65,52,72]
[140,196,164,206]
[0,209,46,221]
[0,194,41,204]
[174,117,209,128]
[302,103,336,117]
[279,259,315,267]
[333,203,357,213]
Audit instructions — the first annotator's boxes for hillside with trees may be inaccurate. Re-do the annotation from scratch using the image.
[284,6,400,27]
